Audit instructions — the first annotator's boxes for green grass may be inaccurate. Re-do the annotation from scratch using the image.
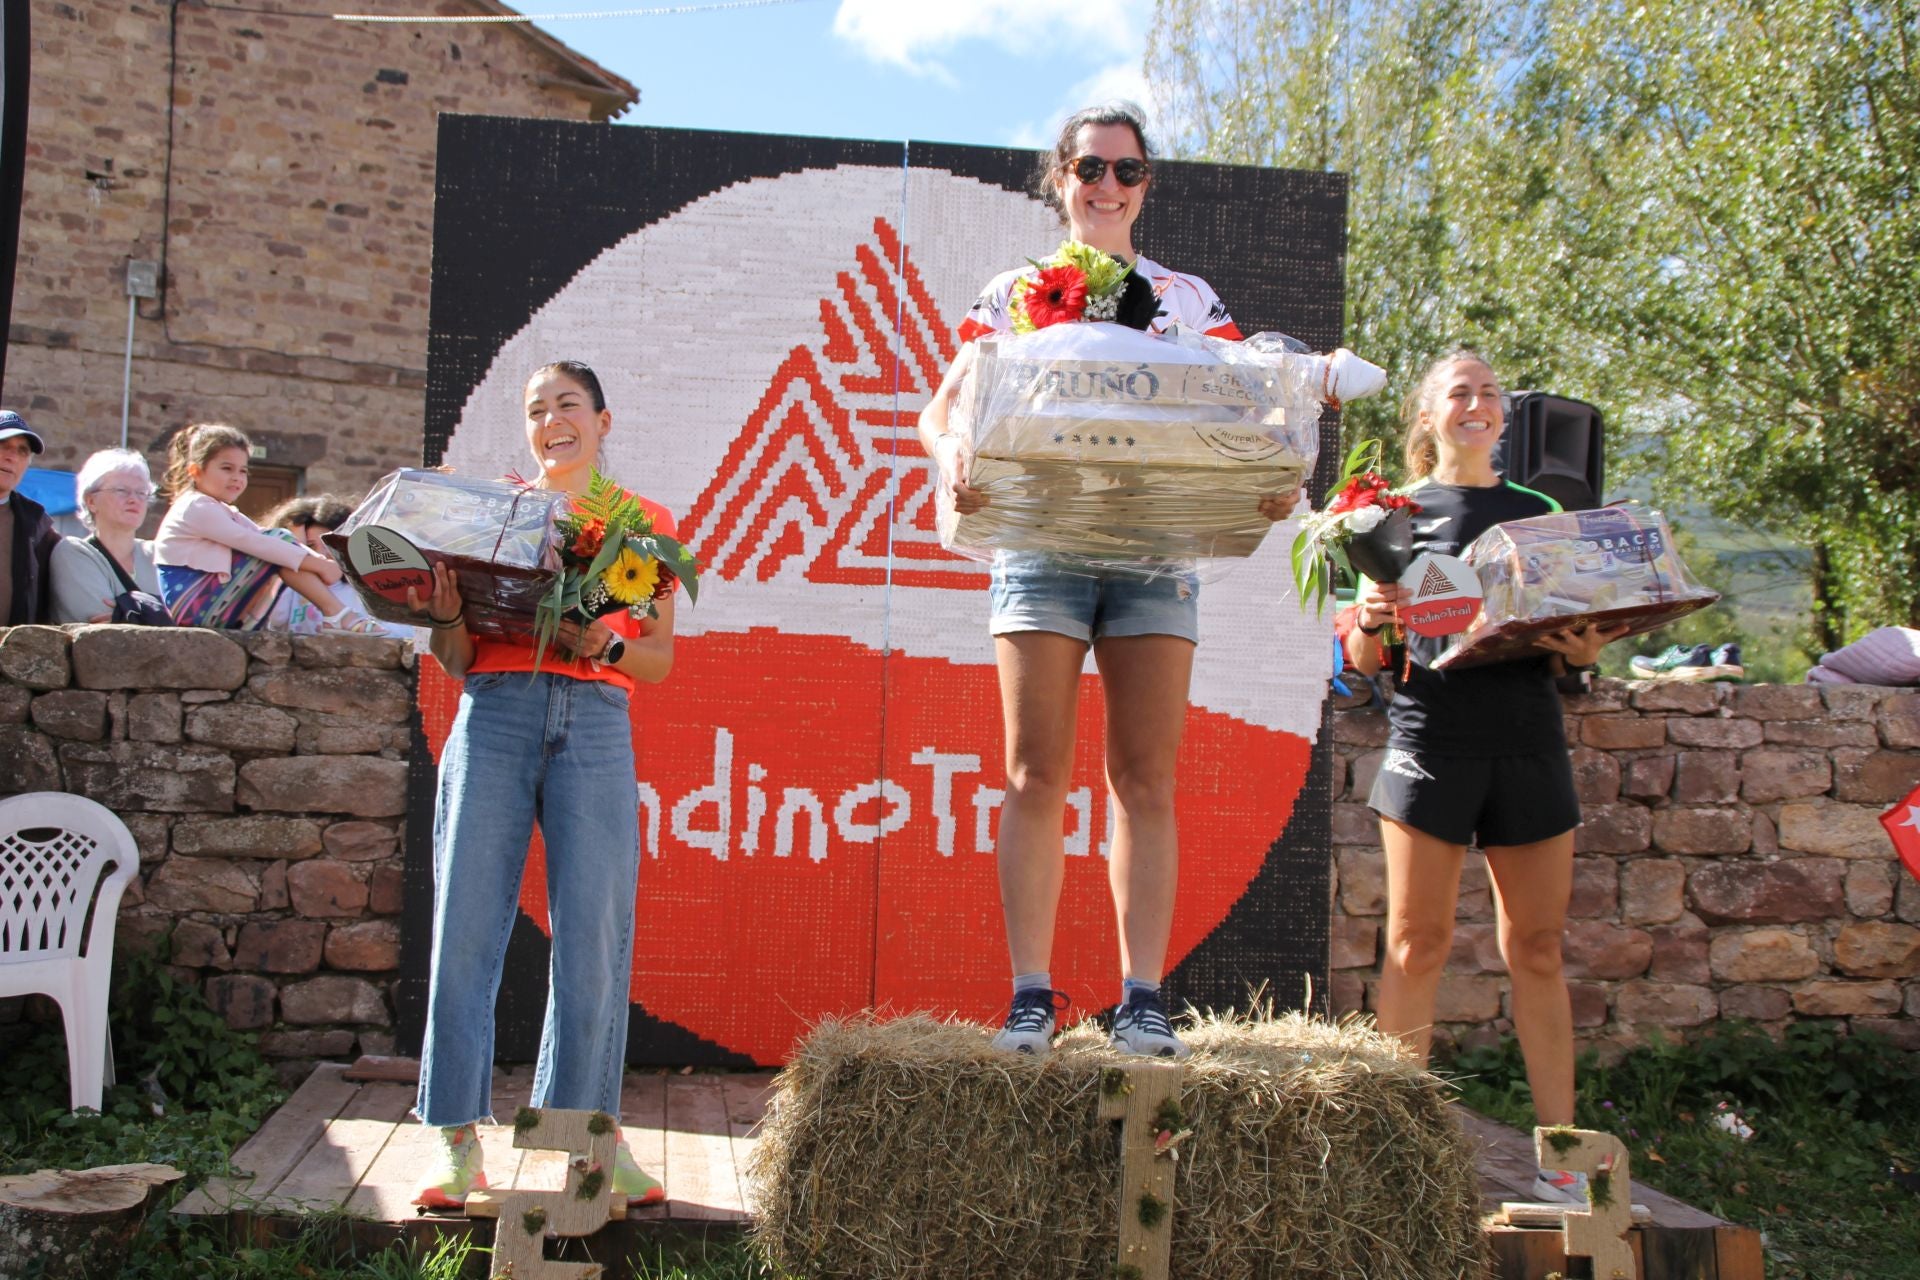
[627,1238,780,1279]
[1444,1022,1920,1280]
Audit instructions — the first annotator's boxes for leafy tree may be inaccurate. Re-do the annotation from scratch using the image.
[1474,0,1920,643]
[1146,0,1528,450]
[1146,0,1920,642]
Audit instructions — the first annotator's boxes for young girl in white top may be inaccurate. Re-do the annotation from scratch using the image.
[153,422,377,632]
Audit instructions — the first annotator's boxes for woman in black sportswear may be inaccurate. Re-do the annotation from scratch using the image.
[1345,349,1626,1203]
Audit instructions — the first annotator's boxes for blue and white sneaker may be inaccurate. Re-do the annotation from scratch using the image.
[1629,643,1714,681]
[1110,988,1190,1060]
[990,988,1068,1058]
[1709,643,1745,679]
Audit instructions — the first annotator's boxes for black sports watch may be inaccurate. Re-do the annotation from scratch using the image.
[601,636,626,666]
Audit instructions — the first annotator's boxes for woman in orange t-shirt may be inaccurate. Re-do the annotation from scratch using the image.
[408,361,674,1211]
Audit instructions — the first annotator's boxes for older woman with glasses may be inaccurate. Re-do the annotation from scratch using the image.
[49,447,163,623]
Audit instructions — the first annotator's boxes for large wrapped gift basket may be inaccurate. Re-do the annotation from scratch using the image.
[323,469,566,638]
[1433,505,1718,670]
[938,323,1342,566]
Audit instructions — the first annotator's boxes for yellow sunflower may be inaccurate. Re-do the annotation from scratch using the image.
[601,546,661,606]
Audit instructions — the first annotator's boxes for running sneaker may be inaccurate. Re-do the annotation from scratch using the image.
[990,987,1069,1057]
[612,1140,666,1207]
[1110,988,1191,1061]
[411,1123,487,1209]
[1628,643,1715,681]
[1710,642,1746,679]
[1530,1167,1591,1205]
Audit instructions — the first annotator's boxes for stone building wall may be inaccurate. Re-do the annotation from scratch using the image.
[8,1,633,499]
[1,624,412,1083]
[1329,679,1920,1055]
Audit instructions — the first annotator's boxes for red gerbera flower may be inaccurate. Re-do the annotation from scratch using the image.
[1326,474,1384,514]
[1023,264,1089,328]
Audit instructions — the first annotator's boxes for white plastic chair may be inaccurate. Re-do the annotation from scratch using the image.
[0,792,140,1112]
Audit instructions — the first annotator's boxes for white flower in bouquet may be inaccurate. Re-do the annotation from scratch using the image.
[1346,504,1389,534]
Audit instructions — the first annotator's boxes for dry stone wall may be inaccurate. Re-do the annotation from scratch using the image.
[1331,679,1920,1055]
[1,624,411,1084]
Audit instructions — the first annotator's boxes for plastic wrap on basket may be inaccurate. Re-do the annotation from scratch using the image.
[937,323,1333,575]
[322,469,565,640]
[1432,506,1719,670]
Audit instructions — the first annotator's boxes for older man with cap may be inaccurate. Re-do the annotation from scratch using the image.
[1,410,62,626]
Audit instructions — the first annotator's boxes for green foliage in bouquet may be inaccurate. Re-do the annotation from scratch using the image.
[531,470,702,673]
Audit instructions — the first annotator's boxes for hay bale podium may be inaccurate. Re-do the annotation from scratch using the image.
[751,1013,1487,1280]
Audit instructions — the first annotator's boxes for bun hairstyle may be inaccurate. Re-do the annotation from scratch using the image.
[266,494,353,532]
[162,422,252,500]
[1401,349,1496,479]
[1032,101,1155,224]
[529,361,606,413]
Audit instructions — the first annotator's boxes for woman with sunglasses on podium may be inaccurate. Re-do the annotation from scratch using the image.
[917,103,1300,1062]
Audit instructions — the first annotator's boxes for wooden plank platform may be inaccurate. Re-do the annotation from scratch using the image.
[178,1059,760,1240]
[177,1060,1763,1278]
[1456,1108,1764,1279]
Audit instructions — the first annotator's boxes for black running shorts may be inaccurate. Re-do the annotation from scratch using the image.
[1366,747,1581,848]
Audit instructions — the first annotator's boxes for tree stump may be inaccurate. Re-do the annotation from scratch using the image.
[0,1163,183,1280]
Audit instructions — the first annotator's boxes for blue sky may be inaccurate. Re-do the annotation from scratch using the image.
[507,0,1154,149]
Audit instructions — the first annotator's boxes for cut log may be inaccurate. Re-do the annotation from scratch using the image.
[0,1163,184,1280]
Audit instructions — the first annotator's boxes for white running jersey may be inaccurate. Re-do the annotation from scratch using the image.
[956,254,1241,343]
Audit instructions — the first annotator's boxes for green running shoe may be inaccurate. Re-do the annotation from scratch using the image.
[613,1140,666,1207]
[412,1123,487,1210]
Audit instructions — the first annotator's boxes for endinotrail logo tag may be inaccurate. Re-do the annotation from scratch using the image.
[1415,559,1453,600]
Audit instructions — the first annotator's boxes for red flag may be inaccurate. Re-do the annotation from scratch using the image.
[1882,782,1920,885]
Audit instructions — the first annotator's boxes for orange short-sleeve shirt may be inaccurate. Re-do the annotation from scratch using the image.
[465,495,678,694]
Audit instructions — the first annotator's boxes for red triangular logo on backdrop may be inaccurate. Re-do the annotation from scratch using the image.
[680,217,986,591]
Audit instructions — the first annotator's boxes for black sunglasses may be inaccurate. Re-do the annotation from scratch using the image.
[1070,155,1151,187]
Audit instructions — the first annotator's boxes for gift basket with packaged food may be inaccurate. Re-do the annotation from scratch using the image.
[325,469,565,637]
[326,468,699,667]
[936,242,1383,572]
[1432,505,1718,670]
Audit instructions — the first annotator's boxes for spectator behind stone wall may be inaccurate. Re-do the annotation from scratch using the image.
[0,410,61,626]
[50,448,164,623]
[263,493,401,636]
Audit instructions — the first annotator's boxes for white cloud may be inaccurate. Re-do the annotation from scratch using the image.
[1003,56,1157,150]
[833,0,1149,77]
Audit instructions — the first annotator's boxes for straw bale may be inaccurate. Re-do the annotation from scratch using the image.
[750,1010,1486,1279]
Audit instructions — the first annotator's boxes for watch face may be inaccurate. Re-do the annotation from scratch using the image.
[605,638,625,664]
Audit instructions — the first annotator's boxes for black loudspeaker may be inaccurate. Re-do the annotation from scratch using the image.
[1495,391,1605,511]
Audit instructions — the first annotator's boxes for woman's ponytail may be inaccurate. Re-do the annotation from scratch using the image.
[1401,348,1492,480]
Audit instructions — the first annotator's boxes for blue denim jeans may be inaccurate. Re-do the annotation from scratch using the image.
[988,552,1201,644]
[415,671,640,1127]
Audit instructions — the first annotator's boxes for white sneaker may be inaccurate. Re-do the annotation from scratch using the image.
[1531,1168,1590,1204]
[320,609,386,635]
[990,988,1066,1058]
[1110,989,1190,1061]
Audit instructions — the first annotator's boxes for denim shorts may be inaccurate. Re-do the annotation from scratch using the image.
[988,552,1200,644]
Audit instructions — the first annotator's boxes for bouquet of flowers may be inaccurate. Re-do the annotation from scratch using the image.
[531,471,702,673]
[1290,440,1421,618]
[1010,240,1161,332]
